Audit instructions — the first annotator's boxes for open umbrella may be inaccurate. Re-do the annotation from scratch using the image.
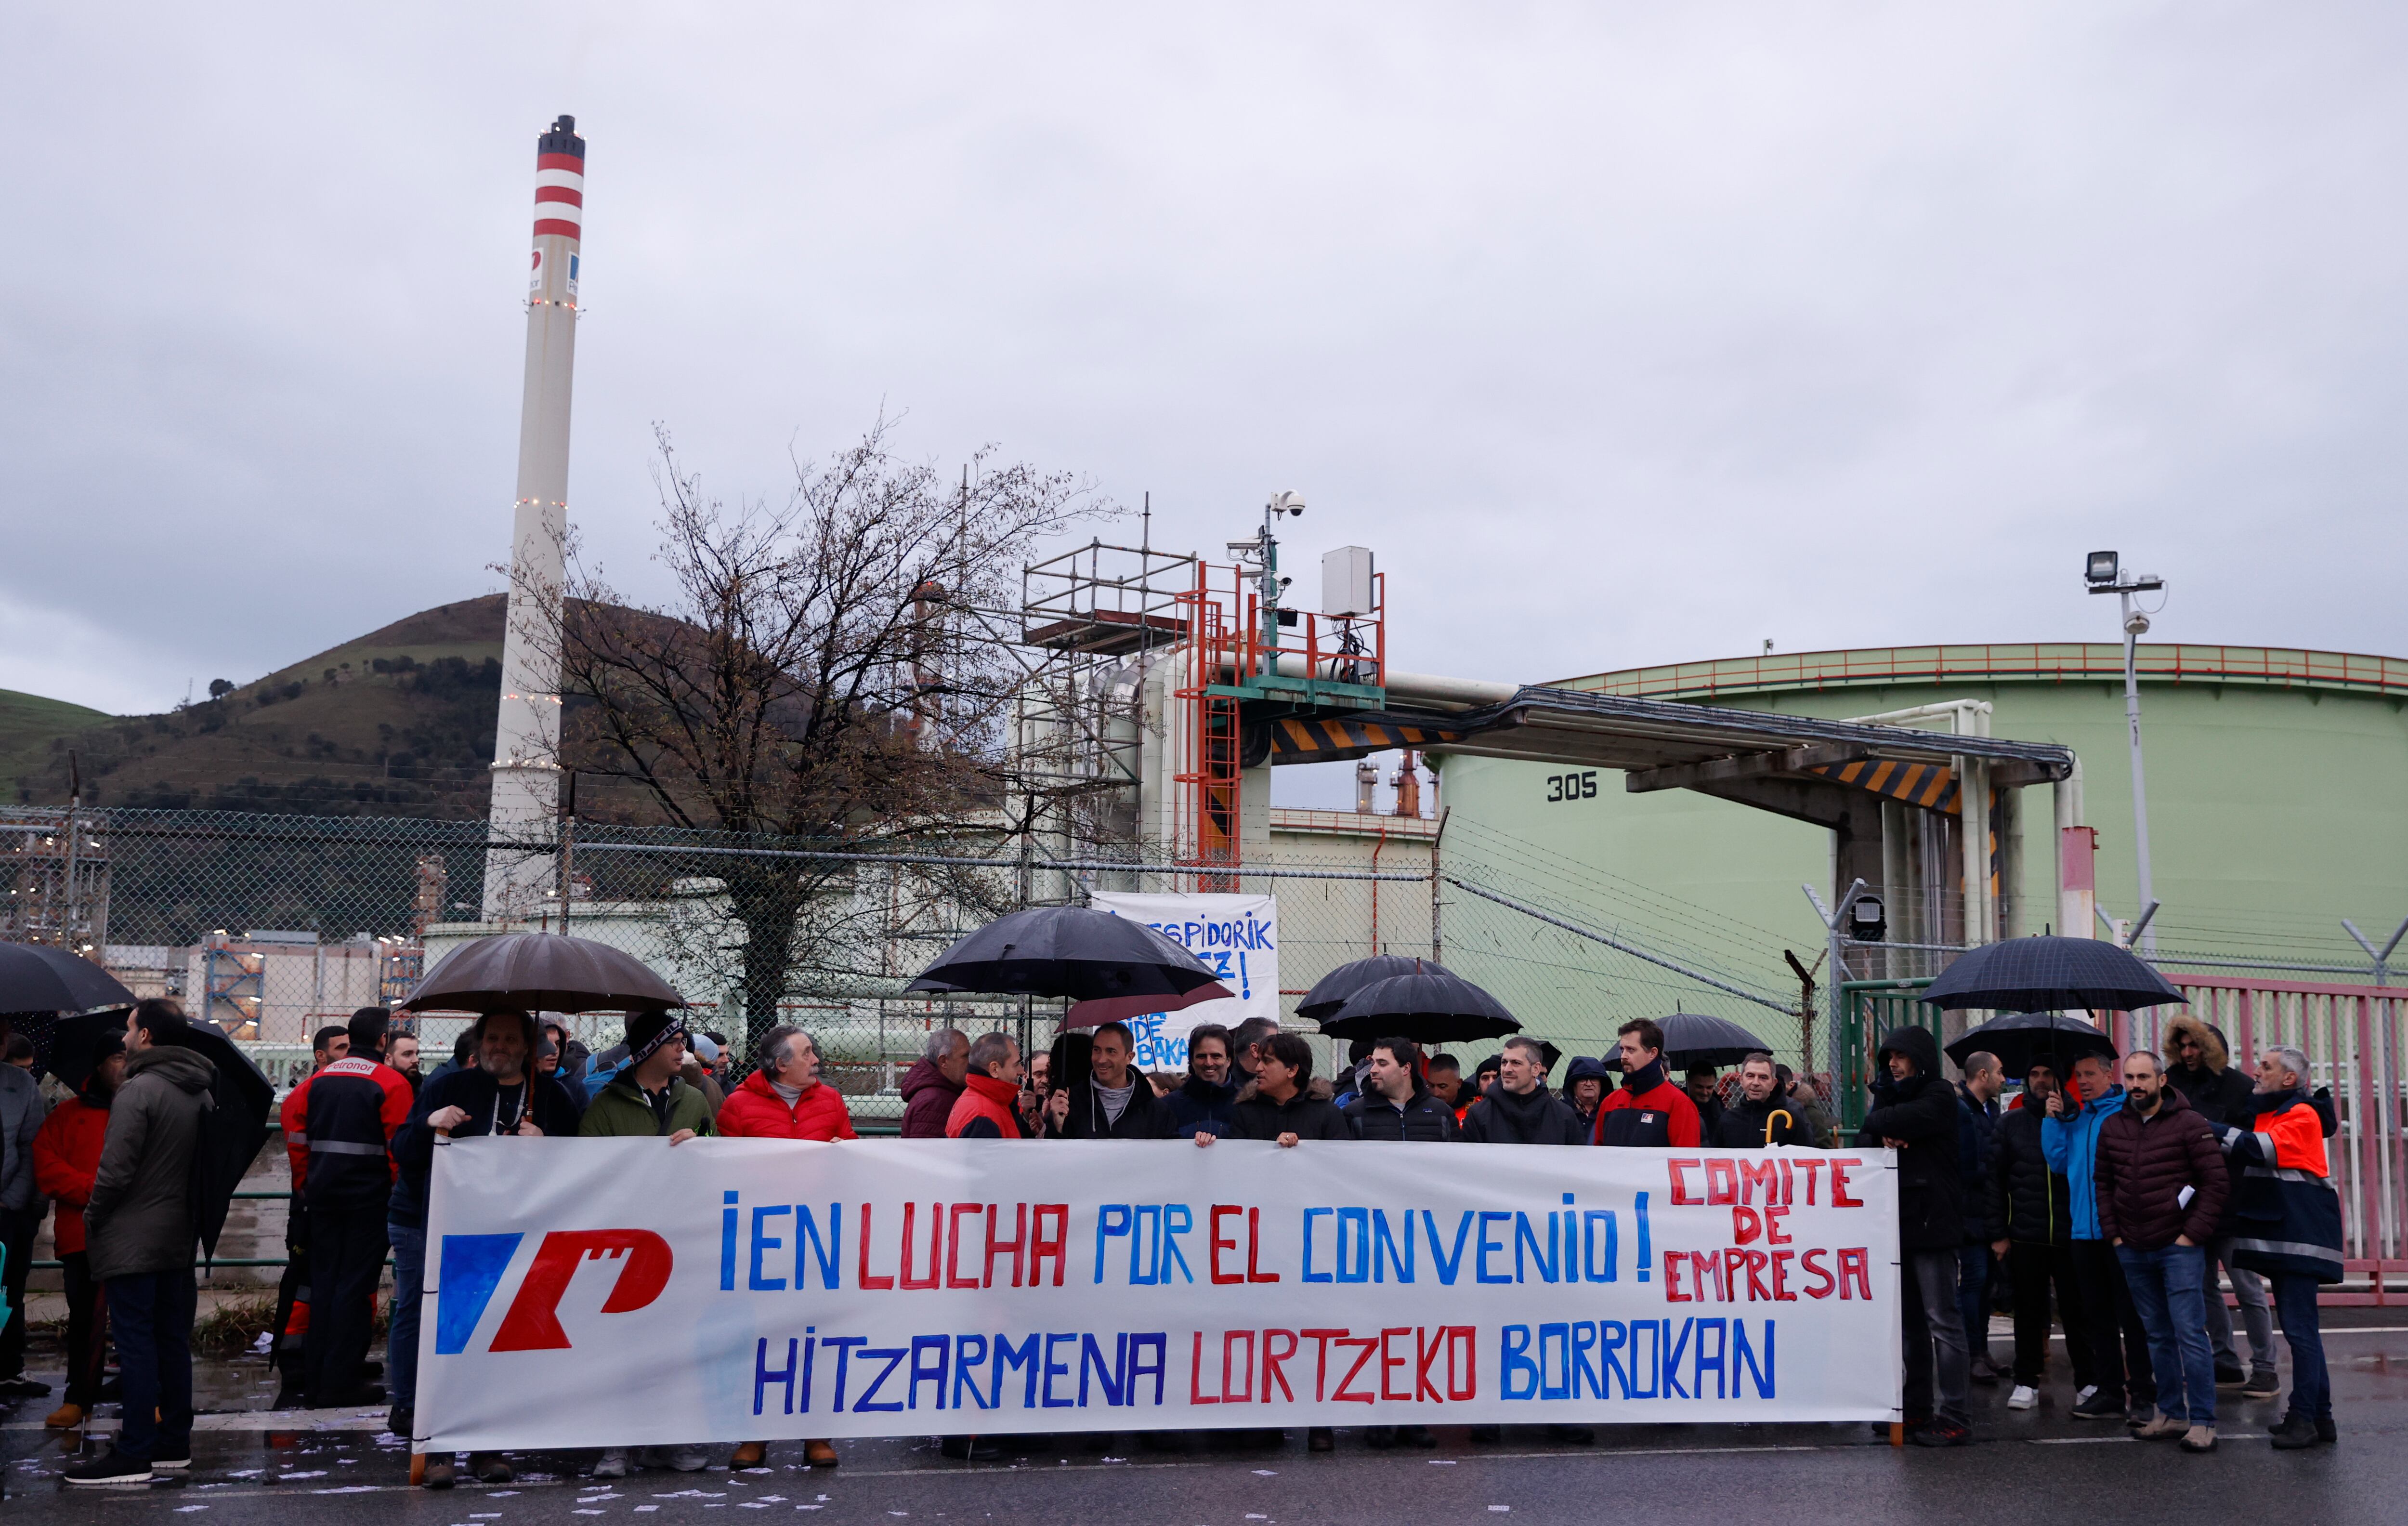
[907,906,1232,1009]
[1296,954,1448,1024]
[1603,1012,1770,1071]
[1918,934,2185,1013]
[1318,967,1520,1045]
[1943,1010,2115,1079]
[0,943,136,1014]
[39,1008,273,1263]
[400,932,686,1015]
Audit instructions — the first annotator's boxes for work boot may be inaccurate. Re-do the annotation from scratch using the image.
[44,1402,87,1430]
[421,1454,457,1489]
[2241,1369,2281,1399]
[2269,1413,2321,1450]
[470,1452,513,1484]
[804,1439,839,1467]
[2179,1425,2216,1453]
[730,1442,766,1468]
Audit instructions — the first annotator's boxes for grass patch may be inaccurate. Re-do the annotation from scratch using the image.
[191,1293,282,1359]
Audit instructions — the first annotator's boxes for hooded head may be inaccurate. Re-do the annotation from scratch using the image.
[2163,1014,2230,1075]
[1564,1055,1613,1105]
[1875,1025,1942,1083]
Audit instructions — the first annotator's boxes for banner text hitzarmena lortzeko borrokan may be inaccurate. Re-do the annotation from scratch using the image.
[420,1138,1901,1448]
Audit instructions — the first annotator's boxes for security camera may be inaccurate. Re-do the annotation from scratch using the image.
[1269,490,1305,517]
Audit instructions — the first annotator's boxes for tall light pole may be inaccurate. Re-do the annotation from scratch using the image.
[2084,551,2164,956]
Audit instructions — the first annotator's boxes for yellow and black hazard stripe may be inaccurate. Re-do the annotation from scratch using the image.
[1802,758,1959,813]
[1268,714,1467,762]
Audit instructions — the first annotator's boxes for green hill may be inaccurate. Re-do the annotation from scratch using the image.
[3,596,510,818]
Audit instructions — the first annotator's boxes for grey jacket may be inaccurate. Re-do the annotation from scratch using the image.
[84,1045,216,1281]
[0,1063,45,1213]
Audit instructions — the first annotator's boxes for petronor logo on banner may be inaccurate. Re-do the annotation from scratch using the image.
[419,1138,1902,1449]
[1089,892,1276,1070]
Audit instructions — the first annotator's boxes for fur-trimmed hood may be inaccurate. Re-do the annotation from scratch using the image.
[2163,1013,2231,1074]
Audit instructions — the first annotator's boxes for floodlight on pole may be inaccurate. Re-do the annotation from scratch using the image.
[2085,551,2166,956]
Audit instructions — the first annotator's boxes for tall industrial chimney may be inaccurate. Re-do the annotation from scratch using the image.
[482,114,586,921]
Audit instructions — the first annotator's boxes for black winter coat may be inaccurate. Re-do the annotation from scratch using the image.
[1230,1079,1353,1142]
[2166,1062,2255,1128]
[1343,1083,1461,1142]
[1460,1083,1587,1145]
[1958,1084,2001,1245]
[1708,1089,1816,1148]
[1856,1026,1965,1252]
[1057,1076,1178,1140]
[1164,1075,1240,1138]
[1986,1104,2069,1245]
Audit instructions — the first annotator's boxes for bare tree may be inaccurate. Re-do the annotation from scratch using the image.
[530,418,1109,1026]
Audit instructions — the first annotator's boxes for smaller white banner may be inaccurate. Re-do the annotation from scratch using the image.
[1091,893,1278,1070]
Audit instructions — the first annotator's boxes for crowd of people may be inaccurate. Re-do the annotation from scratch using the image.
[0,996,2346,1487]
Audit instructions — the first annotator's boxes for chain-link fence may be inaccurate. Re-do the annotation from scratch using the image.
[7,803,1864,1127]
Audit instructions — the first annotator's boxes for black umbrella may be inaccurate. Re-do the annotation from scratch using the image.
[1318,968,1520,1045]
[1918,934,2185,1013]
[1944,1010,2115,1079]
[400,932,686,1015]
[0,943,136,1014]
[1602,1012,1770,1071]
[1296,954,1450,1024]
[907,906,1229,1005]
[38,1008,274,1262]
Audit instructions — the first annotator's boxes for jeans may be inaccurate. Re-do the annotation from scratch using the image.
[1901,1248,1970,1427]
[2203,1234,2277,1376]
[1956,1244,1993,1366]
[388,1217,426,1412]
[107,1271,196,1462]
[2115,1242,2215,1424]
[61,1251,111,1407]
[304,1203,389,1404]
[2069,1239,2154,1406]
[2006,1240,2095,1388]
[0,1205,35,1378]
[2270,1271,2331,1423]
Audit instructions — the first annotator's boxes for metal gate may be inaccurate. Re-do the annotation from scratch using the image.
[1840,972,2408,1288]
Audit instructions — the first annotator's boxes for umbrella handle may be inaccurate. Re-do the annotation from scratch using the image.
[1765,1109,1793,1146]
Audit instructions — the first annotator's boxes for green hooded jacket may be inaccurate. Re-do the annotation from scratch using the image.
[577,1072,717,1139]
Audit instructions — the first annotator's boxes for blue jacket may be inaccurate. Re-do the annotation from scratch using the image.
[2040,1085,2127,1241]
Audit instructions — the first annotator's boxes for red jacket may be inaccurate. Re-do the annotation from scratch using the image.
[946,1073,1024,1138]
[1591,1076,1704,1147]
[32,1096,110,1256]
[287,1056,415,1209]
[715,1071,857,1141]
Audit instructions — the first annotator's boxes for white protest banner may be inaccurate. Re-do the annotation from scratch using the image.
[1089,892,1276,1069]
[420,1138,1901,1449]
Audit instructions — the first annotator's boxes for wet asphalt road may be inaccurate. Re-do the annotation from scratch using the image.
[5,1317,2406,1524]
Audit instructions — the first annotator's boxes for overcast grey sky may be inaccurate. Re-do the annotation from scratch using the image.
[6,4,2405,733]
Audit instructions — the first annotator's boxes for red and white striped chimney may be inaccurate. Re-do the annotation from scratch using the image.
[484,115,587,921]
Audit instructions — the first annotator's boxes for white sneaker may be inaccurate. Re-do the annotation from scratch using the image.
[2075,1385,2099,1406]
[2008,1385,2039,1410]
[666,1446,710,1472]
[592,1449,630,1479]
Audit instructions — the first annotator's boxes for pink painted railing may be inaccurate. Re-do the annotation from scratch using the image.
[2141,974,2407,1288]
